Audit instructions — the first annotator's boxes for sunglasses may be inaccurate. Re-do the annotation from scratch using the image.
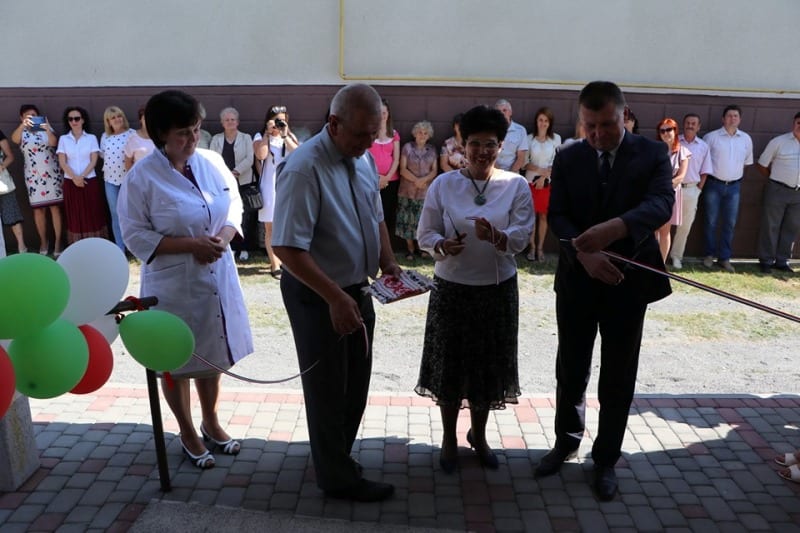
[270,106,287,114]
[68,116,83,122]
[658,127,675,134]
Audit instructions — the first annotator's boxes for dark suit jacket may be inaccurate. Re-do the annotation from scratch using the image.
[548,132,674,304]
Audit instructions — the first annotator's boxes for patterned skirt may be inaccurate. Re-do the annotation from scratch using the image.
[395,196,424,240]
[0,192,24,226]
[415,274,520,410]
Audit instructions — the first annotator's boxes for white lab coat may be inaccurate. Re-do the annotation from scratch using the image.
[118,148,253,377]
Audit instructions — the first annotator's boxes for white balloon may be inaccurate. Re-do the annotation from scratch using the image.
[88,314,120,344]
[58,238,130,325]
[0,339,10,350]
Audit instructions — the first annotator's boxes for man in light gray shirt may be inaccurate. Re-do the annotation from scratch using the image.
[494,99,528,174]
[272,84,401,502]
[756,111,800,273]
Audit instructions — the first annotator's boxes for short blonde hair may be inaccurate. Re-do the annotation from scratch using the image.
[103,106,130,135]
[411,120,434,138]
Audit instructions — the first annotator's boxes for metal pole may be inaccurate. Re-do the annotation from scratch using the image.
[146,368,171,492]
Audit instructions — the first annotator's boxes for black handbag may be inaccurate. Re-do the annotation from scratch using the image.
[240,173,263,211]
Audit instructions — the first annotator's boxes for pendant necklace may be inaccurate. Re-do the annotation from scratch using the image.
[465,169,491,205]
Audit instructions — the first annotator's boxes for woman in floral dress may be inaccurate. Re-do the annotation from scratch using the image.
[10,104,64,256]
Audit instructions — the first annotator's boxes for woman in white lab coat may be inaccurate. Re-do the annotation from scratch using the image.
[118,90,253,469]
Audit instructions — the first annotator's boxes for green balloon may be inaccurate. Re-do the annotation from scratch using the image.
[119,310,195,372]
[0,254,70,339]
[9,319,89,399]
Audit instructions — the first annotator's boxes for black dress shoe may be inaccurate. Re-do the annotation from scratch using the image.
[534,447,578,477]
[593,465,618,501]
[439,453,458,474]
[324,478,395,502]
[759,262,773,274]
[466,429,499,470]
[775,263,794,272]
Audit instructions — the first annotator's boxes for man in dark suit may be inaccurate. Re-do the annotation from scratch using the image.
[537,81,674,501]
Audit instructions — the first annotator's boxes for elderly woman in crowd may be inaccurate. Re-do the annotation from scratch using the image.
[10,105,63,256]
[416,105,534,473]
[210,107,255,261]
[439,113,467,173]
[367,98,401,240]
[124,107,155,170]
[655,117,691,262]
[100,106,135,253]
[396,120,438,260]
[57,106,108,243]
[118,90,253,469]
[253,104,299,277]
[523,107,562,262]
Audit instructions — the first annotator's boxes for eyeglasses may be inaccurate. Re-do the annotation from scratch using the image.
[270,106,287,114]
[658,127,675,134]
[68,116,83,122]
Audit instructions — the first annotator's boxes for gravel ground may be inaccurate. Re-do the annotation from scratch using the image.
[108,257,800,395]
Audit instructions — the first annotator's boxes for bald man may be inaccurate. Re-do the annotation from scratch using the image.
[272,84,401,502]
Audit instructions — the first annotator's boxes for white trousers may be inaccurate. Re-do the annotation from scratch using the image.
[670,184,701,261]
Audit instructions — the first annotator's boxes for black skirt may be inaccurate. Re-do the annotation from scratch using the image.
[415,274,520,410]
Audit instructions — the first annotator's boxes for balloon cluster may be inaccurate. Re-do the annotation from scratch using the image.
[0,238,195,421]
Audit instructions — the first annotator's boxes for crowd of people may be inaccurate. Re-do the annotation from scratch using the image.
[1,83,798,497]
[2,96,797,274]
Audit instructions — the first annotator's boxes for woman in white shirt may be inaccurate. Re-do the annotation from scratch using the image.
[56,106,108,244]
[416,105,533,474]
[118,90,253,470]
[522,107,561,262]
[100,106,135,253]
[253,105,299,278]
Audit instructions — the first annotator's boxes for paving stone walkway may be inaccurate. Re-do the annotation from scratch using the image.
[1,386,799,532]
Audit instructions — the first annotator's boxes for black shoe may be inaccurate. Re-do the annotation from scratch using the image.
[466,429,498,470]
[439,453,458,474]
[324,479,395,502]
[534,447,578,477]
[759,262,773,274]
[775,263,794,273]
[593,465,618,501]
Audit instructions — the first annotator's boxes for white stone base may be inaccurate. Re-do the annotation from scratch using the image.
[0,392,40,491]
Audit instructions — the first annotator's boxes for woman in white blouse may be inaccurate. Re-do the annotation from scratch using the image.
[416,106,533,474]
[100,106,135,253]
[522,107,561,262]
[57,106,108,244]
[118,90,253,469]
[253,105,299,277]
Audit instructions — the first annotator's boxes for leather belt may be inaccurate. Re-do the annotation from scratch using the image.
[708,175,741,185]
[770,179,800,191]
[681,183,698,188]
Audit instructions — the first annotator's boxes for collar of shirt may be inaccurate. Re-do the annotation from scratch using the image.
[594,131,625,166]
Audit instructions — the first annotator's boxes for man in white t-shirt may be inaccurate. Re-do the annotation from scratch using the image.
[494,99,527,174]
[701,105,753,273]
[756,112,800,273]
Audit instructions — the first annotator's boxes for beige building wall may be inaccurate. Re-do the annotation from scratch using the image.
[4,0,798,95]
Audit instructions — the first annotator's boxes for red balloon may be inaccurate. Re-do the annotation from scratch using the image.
[70,325,114,395]
[0,346,14,420]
